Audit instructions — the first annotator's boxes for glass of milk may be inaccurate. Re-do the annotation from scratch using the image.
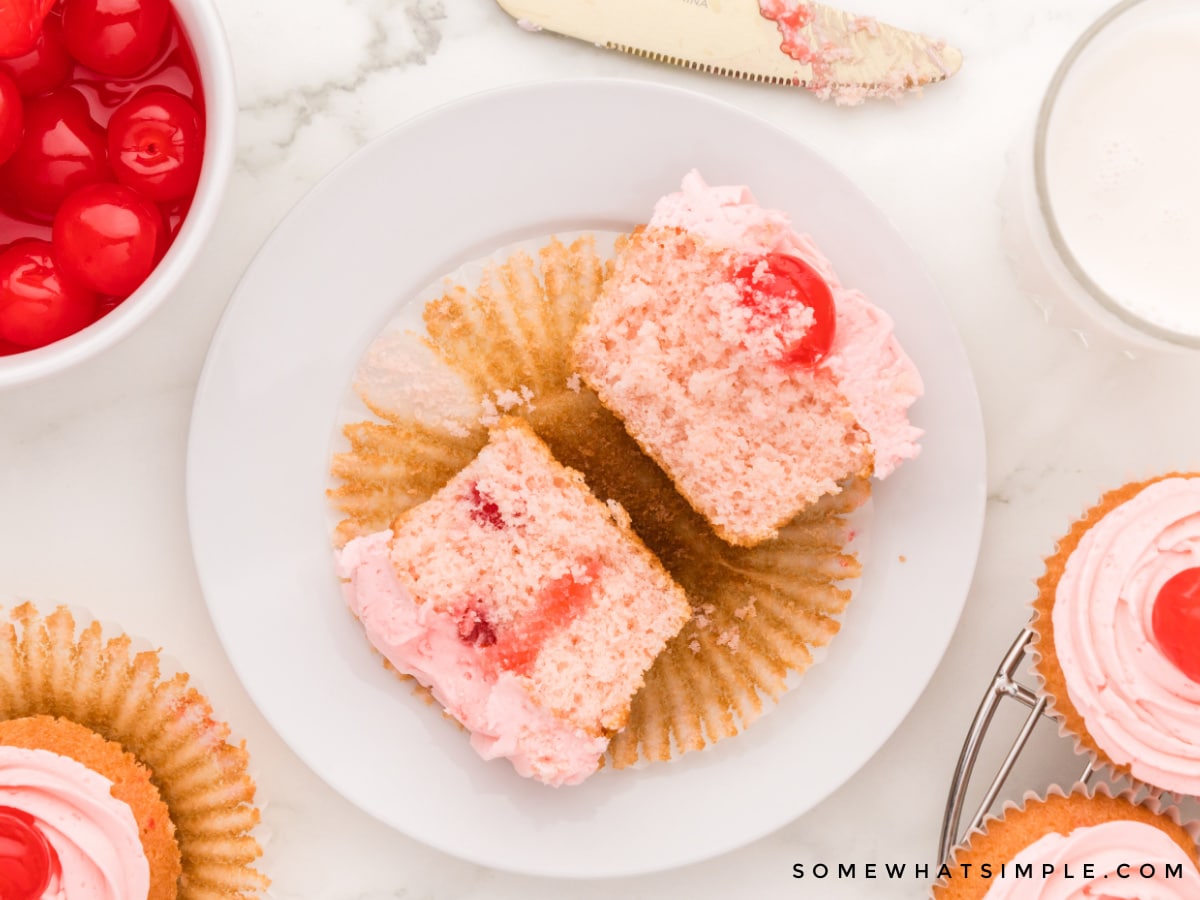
[1003,0,1200,353]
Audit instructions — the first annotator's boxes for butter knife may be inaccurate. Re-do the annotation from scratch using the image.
[495,0,962,103]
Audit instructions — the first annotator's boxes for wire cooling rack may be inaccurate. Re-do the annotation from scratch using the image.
[938,627,1098,864]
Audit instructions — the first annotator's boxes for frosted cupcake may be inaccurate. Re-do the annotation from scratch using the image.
[0,603,269,898]
[934,787,1200,899]
[1031,474,1200,796]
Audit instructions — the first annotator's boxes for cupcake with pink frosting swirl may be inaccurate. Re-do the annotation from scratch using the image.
[0,717,174,899]
[0,603,269,899]
[1030,474,1200,796]
[933,786,1200,900]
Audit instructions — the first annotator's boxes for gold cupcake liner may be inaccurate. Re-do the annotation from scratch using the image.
[1028,473,1197,795]
[0,603,269,899]
[328,234,870,768]
[934,783,1200,899]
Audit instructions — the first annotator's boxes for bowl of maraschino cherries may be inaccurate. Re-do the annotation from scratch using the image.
[0,0,234,386]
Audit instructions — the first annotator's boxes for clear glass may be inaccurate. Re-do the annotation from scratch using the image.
[1004,0,1200,354]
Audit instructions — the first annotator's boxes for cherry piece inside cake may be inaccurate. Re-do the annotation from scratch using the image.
[572,170,923,547]
[337,419,692,786]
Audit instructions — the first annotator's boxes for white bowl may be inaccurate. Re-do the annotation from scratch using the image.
[0,0,236,388]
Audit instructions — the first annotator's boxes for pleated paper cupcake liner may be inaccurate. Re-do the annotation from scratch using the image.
[328,233,871,767]
[0,602,269,898]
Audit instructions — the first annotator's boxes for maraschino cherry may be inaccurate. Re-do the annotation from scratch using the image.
[0,0,56,60]
[0,806,58,900]
[1152,566,1200,683]
[735,252,836,367]
[0,72,23,167]
[0,241,98,348]
[0,13,72,96]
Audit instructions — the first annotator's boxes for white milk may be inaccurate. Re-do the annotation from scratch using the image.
[1043,5,1200,338]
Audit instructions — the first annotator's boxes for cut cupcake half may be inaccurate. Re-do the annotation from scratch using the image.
[572,171,922,547]
[337,418,692,786]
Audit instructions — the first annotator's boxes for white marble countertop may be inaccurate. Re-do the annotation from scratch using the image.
[3,0,1200,897]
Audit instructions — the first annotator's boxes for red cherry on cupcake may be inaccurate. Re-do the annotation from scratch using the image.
[0,0,55,60]
[1153,567,1200,684]
[0,72,23,167]
[735,252,836,367]
[53,182,162,297]
[0,13,73,97]
[107,90,202,203]
[3,89,110,220]
[0,240,98,348]
[0,805,58,900]
[61,0,170,78]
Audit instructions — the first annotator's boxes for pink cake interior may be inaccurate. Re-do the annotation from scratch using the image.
[337,420,691,786]
[573,171,923,546]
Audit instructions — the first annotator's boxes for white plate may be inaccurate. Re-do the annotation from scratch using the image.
[188,79,986,879]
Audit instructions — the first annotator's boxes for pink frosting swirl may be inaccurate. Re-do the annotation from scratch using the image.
[981,820,1200,899]
[0,746,149,899]
[1053,477,1200,794]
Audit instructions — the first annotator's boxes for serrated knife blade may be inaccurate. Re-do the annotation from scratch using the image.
[496,0,962,101]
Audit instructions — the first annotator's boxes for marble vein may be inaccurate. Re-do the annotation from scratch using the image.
[234,0,446,172]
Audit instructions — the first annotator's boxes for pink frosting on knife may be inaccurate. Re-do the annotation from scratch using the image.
[648,170,923,478]
[1053,477,1200,795]
[981,820,1200,899]
[0,746,150,900]
[337,530,608,787]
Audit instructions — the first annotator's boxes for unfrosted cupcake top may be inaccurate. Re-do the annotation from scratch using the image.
[1052,476,1200,794]
[0,745,149,900]
[980,819,1200,899]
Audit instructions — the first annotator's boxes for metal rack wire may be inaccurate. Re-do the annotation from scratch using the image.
[938,627,1097,864]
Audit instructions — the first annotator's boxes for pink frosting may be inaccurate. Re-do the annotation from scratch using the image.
[757,1,832,80]
[336,530,608,787]
[980,820,1200,899]
[1053,477,1200,795]
[757,1,949,106]
[648,170,923,478]
[0,746,149,900]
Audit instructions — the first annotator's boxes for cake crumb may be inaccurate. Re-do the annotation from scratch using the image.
[734,598,758,620]
[566,373,582,393]
[716,629,740,652]
[480,387,537,426]
[899,555,907,563]
[494,389,523,411]
[606,499,632,529]
[410,682,436,706]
